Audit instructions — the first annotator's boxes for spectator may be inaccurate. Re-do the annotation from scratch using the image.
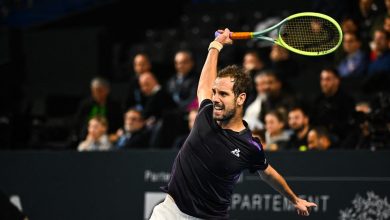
[166,50,198,112]
[114,109,150,149]
[307,126,334,151]
[310,68,355,143]
[337,32,369,78]
[242,50,267,100]
[139,72,176,125]
[171,109,198,149]
[244,72,267,130]
[73,77,121,144]
[125,53,152,110]
[287,106,310,150]
[269,45,299,89]
[258,70,296,124]
[264,110,291,151]
[368,29,390,74]
[77,116,112,151]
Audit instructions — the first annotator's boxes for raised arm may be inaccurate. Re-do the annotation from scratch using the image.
[197,28,232,104]
[258,165,317,216]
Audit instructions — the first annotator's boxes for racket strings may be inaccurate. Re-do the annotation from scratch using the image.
[280,16,340,53]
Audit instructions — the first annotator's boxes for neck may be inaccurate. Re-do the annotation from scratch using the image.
[297,126,309,139]
[218,113,245,132]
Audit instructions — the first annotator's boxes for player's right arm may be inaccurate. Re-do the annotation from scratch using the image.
[197,28,232,104]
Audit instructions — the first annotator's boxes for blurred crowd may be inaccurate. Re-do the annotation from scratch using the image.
[1,0,390,151]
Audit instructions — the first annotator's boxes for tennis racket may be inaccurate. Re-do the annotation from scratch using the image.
[215,12,343,56]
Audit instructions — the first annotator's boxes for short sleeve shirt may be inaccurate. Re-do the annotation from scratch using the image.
[165,99,268,219]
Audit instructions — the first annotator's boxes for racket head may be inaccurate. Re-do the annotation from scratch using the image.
[276,12,343,56]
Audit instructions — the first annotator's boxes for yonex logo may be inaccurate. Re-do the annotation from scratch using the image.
[231,149,240,157]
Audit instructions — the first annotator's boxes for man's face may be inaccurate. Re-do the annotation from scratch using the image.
[320,70,339,96]
[243,53,262,72]
[133,55,151,75]
[343,33,361,54]
[255,75,267,95]
[124,111,144,133]
[288,110,308,132]
[139,73,156,96]
[307,130,320,150]
[174,52,193,76]
[212,77,238,121]
[91,85,109,104]
[373,31,388,53]
[263,75,281,97]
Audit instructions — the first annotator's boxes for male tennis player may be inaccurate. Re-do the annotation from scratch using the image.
[150,28,317,219]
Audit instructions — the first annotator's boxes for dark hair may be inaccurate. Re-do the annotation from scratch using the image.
[289,106,308,117]
[322,67,340,79]
[266,109,287,124]
[310,126,330,139]
[217,65,252,98]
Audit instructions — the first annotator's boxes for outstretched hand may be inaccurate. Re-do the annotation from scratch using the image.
[215,28,233,45]
[294,198,317,216]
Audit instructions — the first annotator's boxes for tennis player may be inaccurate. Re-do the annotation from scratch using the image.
[150,28,317,219]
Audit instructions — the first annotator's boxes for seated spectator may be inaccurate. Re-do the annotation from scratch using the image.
[244,72,268,130]
[368,29,390,75]
[166,50,198,112]
[242,50,267,98]
[264,110,291,151]
[171,108,198,149]
[287,106,310,150]
[73,77,121,144]
[307,126,334,151]
[310,68,355,142]
[78,116,112,151]
[138,72,176,126]
[258,70,296,124]
[125,53,152,110]
[113,108,150,149]
[269,45,299,89]
[337,32,368,78]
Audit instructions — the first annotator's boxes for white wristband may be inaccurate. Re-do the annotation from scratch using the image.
[208,41,223,52]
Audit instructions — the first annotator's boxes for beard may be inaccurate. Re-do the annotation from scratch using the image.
[292,124,305,133]
[213,102,236,122]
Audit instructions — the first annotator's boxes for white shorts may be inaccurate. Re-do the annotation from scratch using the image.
[149,195,203,220]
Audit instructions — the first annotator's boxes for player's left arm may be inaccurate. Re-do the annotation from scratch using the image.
[258,165,317,216]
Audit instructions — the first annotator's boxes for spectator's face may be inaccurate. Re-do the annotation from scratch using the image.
[174,52,193,76]
[88,119,107,140]
[243,53,263,73]
[341,19,358,33]
[188,110,198,130]
[133,55,151,75]
[386,0,390,10]
[307,130,320,149]
[212,77,244,121]
[270,45,289,62]
[320,70,340,96]
[265,114,284,136]
[91,85,109,104]
[343,33,361,54]
[139,73,157,96]
[255,75,267,95]
[359,0,373,12]
[124,111,144,133]
[384,18,390,34]
[288,110,308,132]
[263,75,281,97]
[373,31,389,53]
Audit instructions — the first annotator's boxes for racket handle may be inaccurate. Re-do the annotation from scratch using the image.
[214,31,253,40]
